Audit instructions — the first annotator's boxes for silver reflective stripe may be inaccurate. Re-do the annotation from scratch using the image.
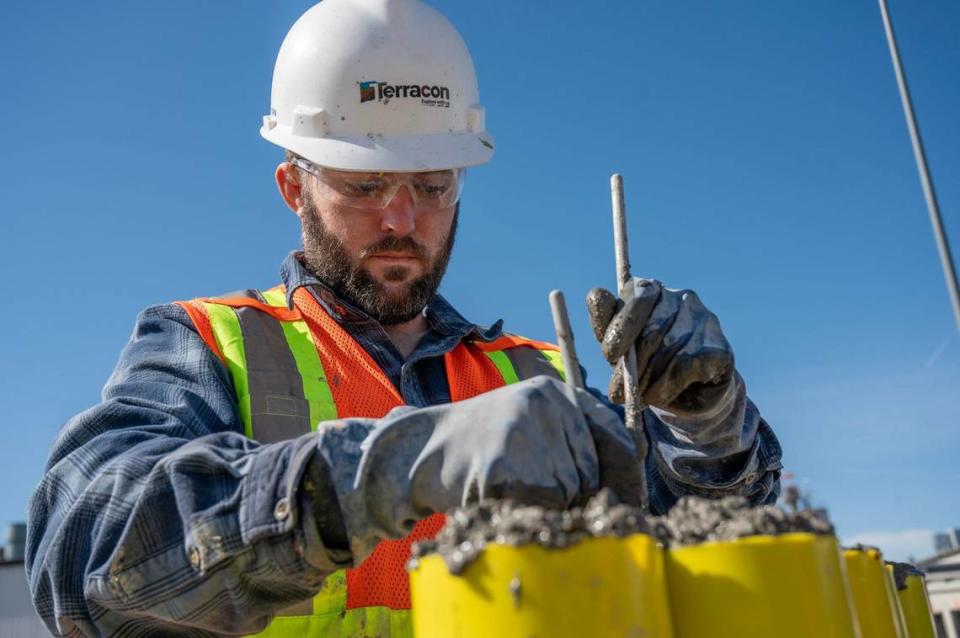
[219,289,267,303]
[235,306,314,444]
[504,346,564,383]
[221,291,317,618]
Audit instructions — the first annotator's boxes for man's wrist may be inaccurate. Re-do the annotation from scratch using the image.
[651,371,744,444]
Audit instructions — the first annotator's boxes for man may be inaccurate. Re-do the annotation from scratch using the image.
[26,0,782,636]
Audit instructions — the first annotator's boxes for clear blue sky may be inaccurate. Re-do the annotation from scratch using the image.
[1,1,957,561]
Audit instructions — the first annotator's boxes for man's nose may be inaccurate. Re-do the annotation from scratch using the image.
[379,184,417,236]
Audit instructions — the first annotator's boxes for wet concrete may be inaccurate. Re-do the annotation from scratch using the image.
[650,495,834,547]
[887,560,924,591]
[413,491,834,574]
[412,489,649,574]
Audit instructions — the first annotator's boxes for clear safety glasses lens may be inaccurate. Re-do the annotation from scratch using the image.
[293,159,465,210]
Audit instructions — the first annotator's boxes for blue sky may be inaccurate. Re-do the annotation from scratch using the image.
[1,1,957,562]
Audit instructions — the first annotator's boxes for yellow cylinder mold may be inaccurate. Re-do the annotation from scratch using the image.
[665,533,860,638]
[843,548,906,638]
[409,534,673,638]
[885,567,911,637]
[891,570,936,638]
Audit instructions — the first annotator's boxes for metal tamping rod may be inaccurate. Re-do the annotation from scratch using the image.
[611,174,644,429]
[611,173,650,509]
[549,290,585,389]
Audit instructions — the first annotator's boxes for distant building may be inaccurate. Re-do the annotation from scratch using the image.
[936,532,956,554]
[1,522,47,637]
[920,547,960,638]
[1,559,47,638]
[0,558,48,637]
[4,522,24,561]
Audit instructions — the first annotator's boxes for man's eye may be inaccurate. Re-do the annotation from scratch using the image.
[418,184,448,196]
[414,179,453,197]
[344,181,384,196]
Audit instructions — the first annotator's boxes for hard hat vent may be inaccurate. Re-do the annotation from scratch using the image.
[292,107,329,138]
[467,106,485,134]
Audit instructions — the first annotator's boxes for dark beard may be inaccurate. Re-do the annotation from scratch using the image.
[299,196,458,326]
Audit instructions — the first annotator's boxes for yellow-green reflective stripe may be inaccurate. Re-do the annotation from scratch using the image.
[311,569,346,616]
[279,320,338,426]
[260,287,287,308]
[247,569,414,638]
[484,350,520,386]
[204,303,253,437]
[541,349,567,382]
[248,609,411,638]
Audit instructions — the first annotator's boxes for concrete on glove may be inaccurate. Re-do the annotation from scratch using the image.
[586,280,735,416]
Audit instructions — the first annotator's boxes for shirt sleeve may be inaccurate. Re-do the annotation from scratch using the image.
[26,304,346,637]
[587,369,782,515]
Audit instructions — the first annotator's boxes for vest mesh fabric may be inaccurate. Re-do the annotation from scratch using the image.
[175,300,224,362]
[345,514,447,610]
[292,287,404,418]
[443,338,508,402]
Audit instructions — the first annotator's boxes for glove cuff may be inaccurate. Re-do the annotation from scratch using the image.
[314,419,382,564]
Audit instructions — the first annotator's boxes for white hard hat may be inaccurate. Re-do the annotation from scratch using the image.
[261,0,494,172]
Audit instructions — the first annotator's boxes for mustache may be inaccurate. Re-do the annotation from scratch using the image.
[358,236,429,261]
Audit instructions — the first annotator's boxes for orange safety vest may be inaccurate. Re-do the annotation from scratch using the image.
[177,285,565,637]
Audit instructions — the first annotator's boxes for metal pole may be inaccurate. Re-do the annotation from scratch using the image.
[878,0,960,334]
[611,173,649,510]
[549,290,585,389]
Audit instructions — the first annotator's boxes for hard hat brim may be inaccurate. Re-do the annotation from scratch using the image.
[261,126,494,172]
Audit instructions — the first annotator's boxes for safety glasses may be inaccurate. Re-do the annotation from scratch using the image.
[291,158,465,210]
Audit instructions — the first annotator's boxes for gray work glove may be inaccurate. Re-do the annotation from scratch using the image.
[587,278,735,417]
[313,376,643,562]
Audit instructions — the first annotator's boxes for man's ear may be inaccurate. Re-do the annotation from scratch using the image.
[275,162,304,216]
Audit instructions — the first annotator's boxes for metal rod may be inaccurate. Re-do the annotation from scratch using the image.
[611,173,649,511]
[611,174,643,431]
[878,0,960,335]
[549,290,585,389]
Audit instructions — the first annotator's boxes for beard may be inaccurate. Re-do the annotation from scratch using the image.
[299,194,458,326]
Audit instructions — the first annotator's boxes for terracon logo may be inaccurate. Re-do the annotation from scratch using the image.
[358,81,451,108]
[359,81,377,103]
